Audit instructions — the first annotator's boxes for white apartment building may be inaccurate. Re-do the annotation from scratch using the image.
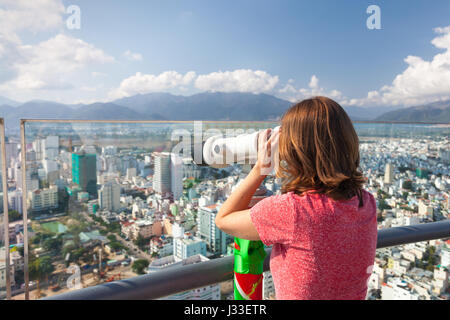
[173,235,207,260]
[197,204,227,255]
[148,254,221,300]
[98,182,121,212]
[7,190,23,214]
[28,185,58,212]
[153,152,184,201]
[263,271,275,300]
[122,219,163,240]
[150,236,174,258]
[418,201,434,219]
[441,242,450,268]
[126,167,137,180]
[153,152,171,196]
[381,278,420,300]
[384,163,394,184]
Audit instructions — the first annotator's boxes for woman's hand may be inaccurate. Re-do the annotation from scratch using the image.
[255,127,280,177]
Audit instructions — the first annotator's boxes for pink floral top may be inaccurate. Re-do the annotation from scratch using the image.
[250,190,377,300]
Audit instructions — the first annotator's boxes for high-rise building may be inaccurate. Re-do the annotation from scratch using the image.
[5,142,19,168]
[153,153,171,196]
[8,190,23,214]
[197,204,227,255]
[43,136,59,160]
[384,163,394,184]
[126,167,137,180]
[153,152,184,200]
[98,182,121,212]
[72,151,97,197]
[171,154,183,201]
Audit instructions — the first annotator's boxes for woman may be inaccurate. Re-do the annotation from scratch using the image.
[215,96,378,300]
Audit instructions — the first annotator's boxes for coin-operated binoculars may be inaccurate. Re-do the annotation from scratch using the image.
[196,126,279,300]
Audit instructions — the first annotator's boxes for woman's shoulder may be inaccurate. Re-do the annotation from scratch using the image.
[251,192,295,211]
[289,188,376,208]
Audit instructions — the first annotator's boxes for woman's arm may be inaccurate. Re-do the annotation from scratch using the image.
[215,128,279,240]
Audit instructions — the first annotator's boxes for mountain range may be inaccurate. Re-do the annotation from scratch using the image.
[0,93,448,131]
[375,100,450,122]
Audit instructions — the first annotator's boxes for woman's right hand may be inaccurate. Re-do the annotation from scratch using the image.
[255,127,280,176]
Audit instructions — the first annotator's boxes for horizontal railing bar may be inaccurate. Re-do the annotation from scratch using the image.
[19,119,450,125]
[20,119,280,124]
[43,220,450,300]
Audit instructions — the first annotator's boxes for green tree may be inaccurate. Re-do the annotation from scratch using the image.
[134,234,147,251]
[402,180,413,190]
[378,199,392,210]
[8,210,21,222]
[29,256,55,298]
[109,241,125,252]
[43,237,63,252]
[132,259,149,275]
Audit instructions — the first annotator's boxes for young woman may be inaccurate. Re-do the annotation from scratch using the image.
[215,96,378,300]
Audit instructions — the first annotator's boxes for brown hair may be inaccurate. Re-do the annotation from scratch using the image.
[277,96,366,206]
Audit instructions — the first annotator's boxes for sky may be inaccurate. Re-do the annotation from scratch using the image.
[0,0,449,107]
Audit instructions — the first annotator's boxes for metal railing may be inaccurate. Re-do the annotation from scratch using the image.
[43,220,450,300]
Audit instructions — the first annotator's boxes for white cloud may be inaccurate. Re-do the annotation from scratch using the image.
[347,26,450,106]
[110,69,280,99]
[0,0,65,85]
[278,75,344,103]
[194,69,279,93]
[123,50,143,62]
[109,71,197,99]
[0,0,115,101]
[0,0,65,35]
[0,34,115,91]
[92,71,108,78]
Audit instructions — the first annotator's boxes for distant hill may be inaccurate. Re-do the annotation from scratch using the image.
[375,100,450,123]
[112,92,291,121]
[342,106,400,121]
[112,92,405,121]
[0,95,20,107]
[72,103,147,120]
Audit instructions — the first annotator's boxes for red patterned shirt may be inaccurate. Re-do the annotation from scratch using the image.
[250,190,377,300]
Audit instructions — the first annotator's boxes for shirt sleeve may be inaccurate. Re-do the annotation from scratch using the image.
[250,193,296,246]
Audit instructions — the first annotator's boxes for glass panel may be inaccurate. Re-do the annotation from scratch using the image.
[1,120,21,300]
[19,120,276,299]
[15,120,450,300]
[1,118,11,300]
